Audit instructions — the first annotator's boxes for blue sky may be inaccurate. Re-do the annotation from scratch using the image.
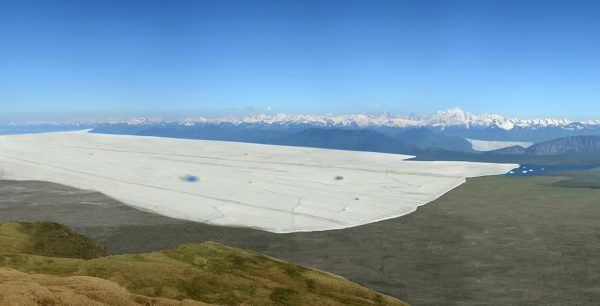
[2,0,600,120]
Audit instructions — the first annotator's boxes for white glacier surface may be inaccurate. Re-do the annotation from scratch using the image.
[466,138,534,152]
[0,131,517,233]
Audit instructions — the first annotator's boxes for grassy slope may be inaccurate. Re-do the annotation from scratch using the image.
[550,167,600,188]
[0,223,406,306]
[0,222,107,259]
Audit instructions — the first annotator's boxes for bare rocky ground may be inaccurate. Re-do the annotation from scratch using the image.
[2,177,600,305]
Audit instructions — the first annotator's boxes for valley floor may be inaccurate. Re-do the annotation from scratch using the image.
[1,174,600,305]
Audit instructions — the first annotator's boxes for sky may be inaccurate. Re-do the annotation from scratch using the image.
[2,0,600,121]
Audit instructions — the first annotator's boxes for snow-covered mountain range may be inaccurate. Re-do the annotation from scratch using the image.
[126,108,600,131]
[5,108,600,131]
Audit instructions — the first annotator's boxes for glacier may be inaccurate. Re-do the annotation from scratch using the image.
[0,131,517,233]
[466,138,534,151]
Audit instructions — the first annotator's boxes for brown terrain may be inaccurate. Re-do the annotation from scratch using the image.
[0,268,208,306]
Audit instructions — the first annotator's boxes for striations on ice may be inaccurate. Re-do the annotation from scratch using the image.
[0,131,517,233]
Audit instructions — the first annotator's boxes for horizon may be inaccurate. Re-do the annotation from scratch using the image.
[2,0,600,119]
[1,107,597,126]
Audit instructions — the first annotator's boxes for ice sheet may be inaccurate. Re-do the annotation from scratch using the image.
[0,131,517,233]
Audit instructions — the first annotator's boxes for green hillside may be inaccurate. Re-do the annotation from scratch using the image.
[0,222,407,306]
[0,222,108,259]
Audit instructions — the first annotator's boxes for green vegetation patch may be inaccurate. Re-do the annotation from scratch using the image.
[0,222,107,259]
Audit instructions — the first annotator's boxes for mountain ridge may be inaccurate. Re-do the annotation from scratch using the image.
[491,135,600,156]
